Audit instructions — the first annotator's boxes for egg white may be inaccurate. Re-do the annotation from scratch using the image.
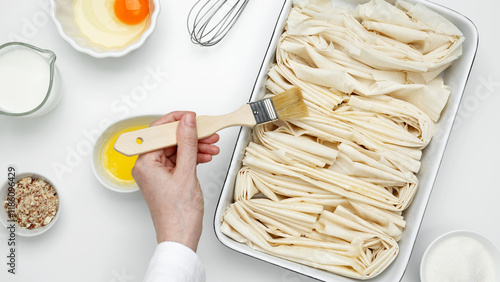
[74,0,149,48]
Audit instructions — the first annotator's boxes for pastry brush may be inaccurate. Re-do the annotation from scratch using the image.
[113,87,308,156]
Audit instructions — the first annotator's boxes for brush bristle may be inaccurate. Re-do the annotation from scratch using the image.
[271,87,308,120]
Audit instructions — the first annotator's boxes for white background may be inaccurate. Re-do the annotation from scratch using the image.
[1,0,499,281]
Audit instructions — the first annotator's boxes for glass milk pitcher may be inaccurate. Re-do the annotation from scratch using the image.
[0,42,61,118]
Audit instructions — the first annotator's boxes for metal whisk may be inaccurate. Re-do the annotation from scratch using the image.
[187,0,250,47]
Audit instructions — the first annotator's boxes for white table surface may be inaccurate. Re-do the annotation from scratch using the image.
[1,0,499,281]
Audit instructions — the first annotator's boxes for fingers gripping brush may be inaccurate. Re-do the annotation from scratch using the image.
[114,87,308,156]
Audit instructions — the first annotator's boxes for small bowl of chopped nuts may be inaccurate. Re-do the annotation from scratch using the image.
[1,173,60,237]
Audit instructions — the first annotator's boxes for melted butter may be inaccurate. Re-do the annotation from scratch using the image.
[102,124,148,184]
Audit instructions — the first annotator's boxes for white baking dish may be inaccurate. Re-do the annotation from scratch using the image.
[214,0,479,281]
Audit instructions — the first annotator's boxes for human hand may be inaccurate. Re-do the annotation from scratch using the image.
[132,111,220,251]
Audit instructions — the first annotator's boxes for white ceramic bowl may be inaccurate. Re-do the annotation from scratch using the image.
[91,115,160,193]
[0,173,61,237]
[421,230,500,282]
[49,0,160,58]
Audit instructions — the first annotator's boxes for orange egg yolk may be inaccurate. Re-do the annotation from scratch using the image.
[114,0,149,25]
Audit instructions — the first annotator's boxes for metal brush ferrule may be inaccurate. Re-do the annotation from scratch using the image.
[249,98,278,124]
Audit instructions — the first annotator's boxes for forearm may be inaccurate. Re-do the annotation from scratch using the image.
[151,205,204,252]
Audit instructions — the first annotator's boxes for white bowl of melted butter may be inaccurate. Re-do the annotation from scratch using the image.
[91,115,160,193]
[49,0,160,58]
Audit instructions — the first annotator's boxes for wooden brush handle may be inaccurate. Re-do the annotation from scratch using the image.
[114,104,255,156]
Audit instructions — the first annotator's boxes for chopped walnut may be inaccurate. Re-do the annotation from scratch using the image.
[3,177,59,230]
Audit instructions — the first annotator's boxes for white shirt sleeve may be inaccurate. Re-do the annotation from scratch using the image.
[143,241,206,282]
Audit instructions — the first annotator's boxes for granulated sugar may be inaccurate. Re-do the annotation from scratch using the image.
[423,235,497,282]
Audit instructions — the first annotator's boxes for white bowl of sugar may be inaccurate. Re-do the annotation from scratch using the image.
[421,230,500,282]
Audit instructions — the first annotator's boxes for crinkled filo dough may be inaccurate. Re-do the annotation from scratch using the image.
[221,0,463,279]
